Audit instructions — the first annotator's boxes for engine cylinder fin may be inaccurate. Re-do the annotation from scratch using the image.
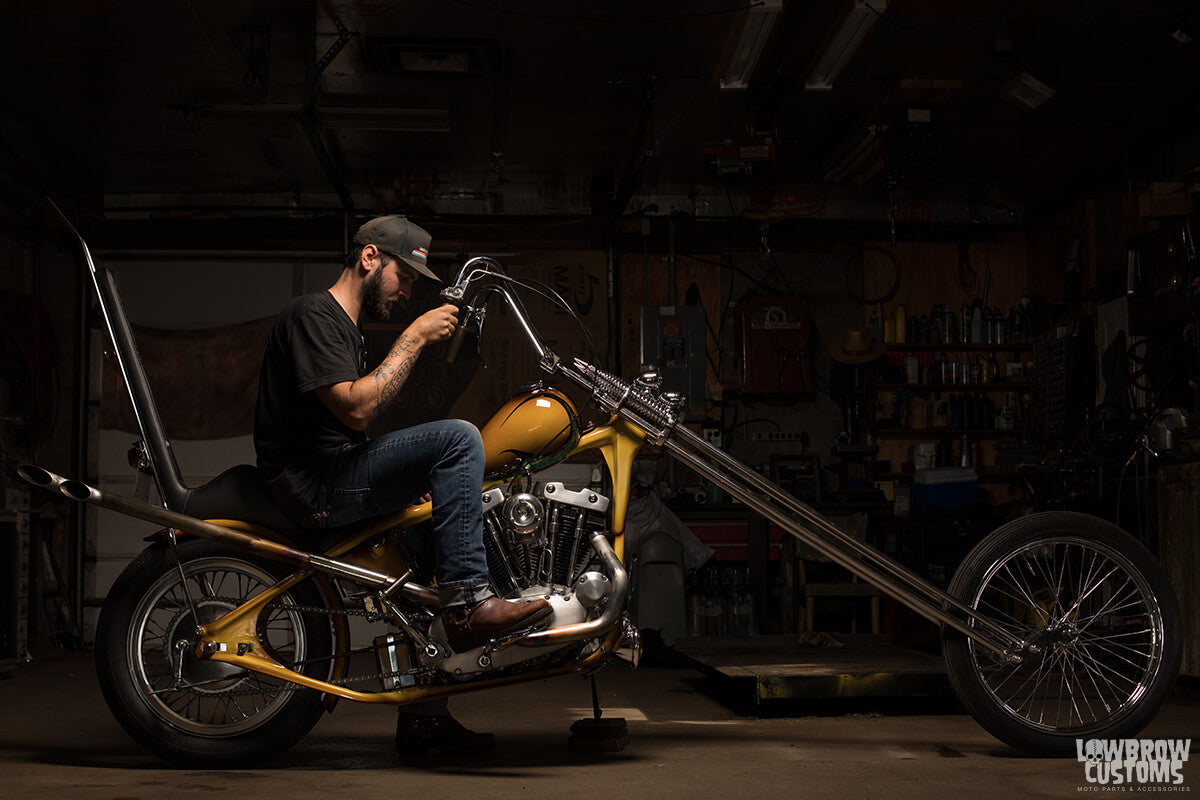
[483,485,613,598]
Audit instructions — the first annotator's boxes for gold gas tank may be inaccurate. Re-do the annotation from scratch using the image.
[480,385,580,480]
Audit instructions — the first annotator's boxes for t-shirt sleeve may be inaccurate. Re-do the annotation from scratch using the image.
[286,305,362,394]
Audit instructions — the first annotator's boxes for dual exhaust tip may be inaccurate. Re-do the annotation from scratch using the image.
[17,464,99,503]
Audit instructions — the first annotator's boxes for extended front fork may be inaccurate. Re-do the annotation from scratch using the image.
[662,425,1031,662]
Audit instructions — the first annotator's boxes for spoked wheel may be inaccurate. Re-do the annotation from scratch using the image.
[942,512,1181,756]
[96,539,333,766]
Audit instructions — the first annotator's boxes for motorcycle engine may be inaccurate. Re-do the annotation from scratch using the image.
[427,481,614,676]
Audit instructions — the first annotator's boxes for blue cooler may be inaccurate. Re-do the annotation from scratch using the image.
[913,467,978,516]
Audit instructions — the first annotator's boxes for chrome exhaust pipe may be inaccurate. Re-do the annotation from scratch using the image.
[17,464,69,495]
[516,530,630,647]
[19,466,439,607]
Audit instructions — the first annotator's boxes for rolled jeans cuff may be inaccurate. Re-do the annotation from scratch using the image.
[438,581,494,608]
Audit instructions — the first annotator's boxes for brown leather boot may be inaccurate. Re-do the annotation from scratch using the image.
[442,596,553,652]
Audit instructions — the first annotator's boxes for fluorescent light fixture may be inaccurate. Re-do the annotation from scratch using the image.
[319,106,451,132]
[719,0,784,91]
[805,0,886,91]
[1003,72,1056,111]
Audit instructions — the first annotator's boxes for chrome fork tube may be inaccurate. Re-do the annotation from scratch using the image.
[663,426,1023,657]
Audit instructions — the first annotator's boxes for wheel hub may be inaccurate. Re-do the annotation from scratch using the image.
[165,599,246,691]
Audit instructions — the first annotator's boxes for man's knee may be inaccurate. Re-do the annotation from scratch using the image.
[444,419,484,458]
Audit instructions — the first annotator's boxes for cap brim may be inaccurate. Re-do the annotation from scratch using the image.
[399,255,440,282]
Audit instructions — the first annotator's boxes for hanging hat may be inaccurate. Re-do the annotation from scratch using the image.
[828,327,887,364]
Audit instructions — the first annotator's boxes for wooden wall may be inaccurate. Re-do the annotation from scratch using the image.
[861,233,1031,328]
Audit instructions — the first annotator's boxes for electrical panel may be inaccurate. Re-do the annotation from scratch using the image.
[640,305,707,421]
[740,297,813,395]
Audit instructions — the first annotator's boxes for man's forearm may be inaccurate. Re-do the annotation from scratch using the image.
[321,332,427,430]
[316,304,454,432]
[369,332,425,416]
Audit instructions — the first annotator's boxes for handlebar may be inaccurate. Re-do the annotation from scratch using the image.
[436,256,686,441]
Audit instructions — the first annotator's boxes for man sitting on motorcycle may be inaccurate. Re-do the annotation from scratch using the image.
[253,215,552,755]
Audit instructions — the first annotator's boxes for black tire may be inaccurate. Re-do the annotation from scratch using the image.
[95,539,334,767]
[942,511,1182,756]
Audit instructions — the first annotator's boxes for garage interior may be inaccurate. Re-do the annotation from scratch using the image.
[1,0,1198,790]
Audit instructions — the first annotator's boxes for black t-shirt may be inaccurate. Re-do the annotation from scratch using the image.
[254,291,366,518]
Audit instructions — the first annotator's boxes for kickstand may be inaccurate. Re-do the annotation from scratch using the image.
[568,674,629,752]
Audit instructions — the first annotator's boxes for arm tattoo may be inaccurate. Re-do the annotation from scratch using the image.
[372,334,421,414]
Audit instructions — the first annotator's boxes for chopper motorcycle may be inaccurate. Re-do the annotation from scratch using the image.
[19,210,1182,766]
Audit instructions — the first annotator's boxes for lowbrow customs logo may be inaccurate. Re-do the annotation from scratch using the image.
[1077,738,1191,790]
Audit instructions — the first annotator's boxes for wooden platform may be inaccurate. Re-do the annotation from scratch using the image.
[676,635,952,705]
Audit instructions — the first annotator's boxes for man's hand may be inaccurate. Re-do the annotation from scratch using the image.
[408,304,459,346]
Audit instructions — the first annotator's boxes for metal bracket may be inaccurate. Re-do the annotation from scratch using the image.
[314,2,355,81]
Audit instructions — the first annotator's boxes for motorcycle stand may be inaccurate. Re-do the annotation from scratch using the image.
[567,674,629,752]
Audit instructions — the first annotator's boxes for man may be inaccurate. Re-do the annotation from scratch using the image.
[254,215,551,755]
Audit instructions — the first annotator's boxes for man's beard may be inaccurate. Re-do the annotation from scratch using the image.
[361,267,394,320]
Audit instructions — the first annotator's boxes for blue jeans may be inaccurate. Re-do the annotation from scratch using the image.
[316,419,492,608]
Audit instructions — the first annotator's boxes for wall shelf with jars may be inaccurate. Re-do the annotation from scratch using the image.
[870,343,1041,477]
[877,382,1027,391]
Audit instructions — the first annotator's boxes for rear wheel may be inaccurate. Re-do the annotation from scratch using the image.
[942,512,1181,756]
[96,540,333,766]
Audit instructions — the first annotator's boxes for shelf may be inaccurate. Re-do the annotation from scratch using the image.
[877,382,1029,391]
[884,343,1034,351]
[877,470,1034,480]
[871,428,1026,438]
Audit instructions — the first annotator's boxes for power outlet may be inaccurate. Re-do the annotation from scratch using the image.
[751,431,807,442]
[702,427,722,447]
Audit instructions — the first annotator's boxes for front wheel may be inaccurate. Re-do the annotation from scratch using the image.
[95,540,334,767]
[942,511,1181,756]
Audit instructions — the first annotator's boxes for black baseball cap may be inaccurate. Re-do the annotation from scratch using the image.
[353,215,439,281]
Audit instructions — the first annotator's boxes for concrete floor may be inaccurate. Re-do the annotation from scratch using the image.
[1,650,1195,799]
